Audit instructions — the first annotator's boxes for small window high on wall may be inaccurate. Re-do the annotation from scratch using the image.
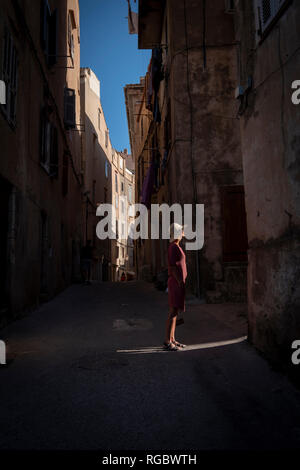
[1,28,18,126]
[64,88,76,129]
[41,0,58,66]
[256,0,290,35]
[40,108,59,178]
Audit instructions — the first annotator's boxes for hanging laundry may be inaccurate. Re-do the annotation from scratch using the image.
[127,0,138,34]
[146,59,153,111]
[152,47,163,92]
[146,48,164,120]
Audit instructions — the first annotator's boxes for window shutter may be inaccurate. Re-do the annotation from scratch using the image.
[2,28,18,125]
[50,125,58,178]
[68,14,72,47]
[9,41,18,124]
[41,0,50,55]
[48,8,58,66]
[64,88,76,128]
[70,34,74,61]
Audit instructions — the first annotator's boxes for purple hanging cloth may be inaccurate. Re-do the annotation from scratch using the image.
[140,159,155,209]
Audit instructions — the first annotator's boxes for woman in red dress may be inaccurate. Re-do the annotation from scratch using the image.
[164,223,187,351]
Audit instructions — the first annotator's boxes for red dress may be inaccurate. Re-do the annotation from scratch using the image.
[168,241,187,312]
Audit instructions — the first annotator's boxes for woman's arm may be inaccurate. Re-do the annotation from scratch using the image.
[169,266,183,287]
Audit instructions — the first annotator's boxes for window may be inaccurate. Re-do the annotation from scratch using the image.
[41,0,58,66]
[115,172,118,193]
[98,108,101,130]
[105,130,109,148]
[105,160,109,178]
[257,0,289,35]
[225,0,235,13]
[121,200,125,214]
[1,28,18,126]
[121,181,124,193]
[141,117,144,138]
[128,185,132,204]
[64,88,76,129]
[119,157,123,169]
[40,109,58,177]
[121,247,125,258]
[68,10,76,62]
[70,33,74,61]
[116,220,119,239]
[115,245,119,258]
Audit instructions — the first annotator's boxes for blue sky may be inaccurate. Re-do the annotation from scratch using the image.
[79,0,150,153]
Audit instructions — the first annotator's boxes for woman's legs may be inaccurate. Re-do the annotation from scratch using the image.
[165,307,178,344]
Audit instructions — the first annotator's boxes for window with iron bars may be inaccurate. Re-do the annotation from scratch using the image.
[1,27,18,127]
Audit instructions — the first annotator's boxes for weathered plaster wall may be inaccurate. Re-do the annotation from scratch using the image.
[0,0,82,321]
[235,0,300,370]
[166,0,245,300]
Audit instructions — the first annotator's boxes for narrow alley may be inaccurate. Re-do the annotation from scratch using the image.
[1,281,300,451]
[0,0,300,460]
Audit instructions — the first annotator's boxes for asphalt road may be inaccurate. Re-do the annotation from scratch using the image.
[0,281,300,451]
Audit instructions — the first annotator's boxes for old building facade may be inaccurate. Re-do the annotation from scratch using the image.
[126,0,248,299]
[80,67,112,281]
[0,0,83,325]
[124,77,156,281]
[111,149,135,281]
